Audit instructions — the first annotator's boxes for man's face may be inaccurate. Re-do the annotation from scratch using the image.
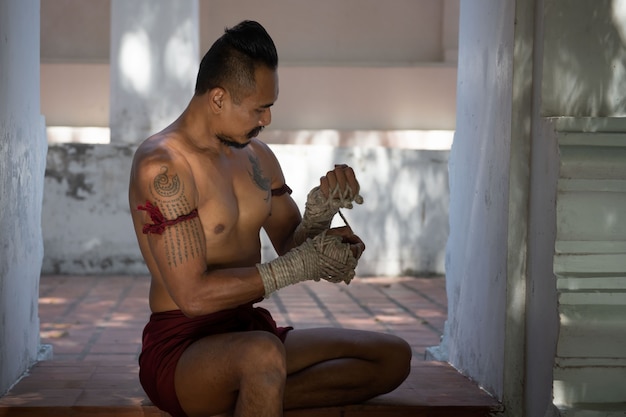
[217,66,278,148]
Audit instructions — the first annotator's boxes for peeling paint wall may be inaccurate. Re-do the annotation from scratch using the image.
[42,144,449,276]
[0,0,47,395]
[43,144,141,274]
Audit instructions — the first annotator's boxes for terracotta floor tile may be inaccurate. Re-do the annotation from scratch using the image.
[81,354,138,364]
[0,275,500,416]
[0,389,83,407]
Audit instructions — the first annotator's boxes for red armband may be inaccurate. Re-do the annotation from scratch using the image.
[271,184,292,196]
[137,200,198,235]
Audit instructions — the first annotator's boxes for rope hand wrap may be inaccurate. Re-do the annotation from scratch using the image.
[137,200,198,235]
[258,230,358,297]
[294,184,364,245]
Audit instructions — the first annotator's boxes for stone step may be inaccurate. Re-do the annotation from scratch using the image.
[0,362,500,417]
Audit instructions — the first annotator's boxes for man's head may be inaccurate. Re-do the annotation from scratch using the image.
[195,20,278,103]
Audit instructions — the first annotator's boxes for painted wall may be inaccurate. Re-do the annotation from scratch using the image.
[39,1,457,275]
[42,143,449,276]
[40,0,459,132]
[524,116,559,417]
[442,1,626,415]
[542,1,626,415]
[109,0,200,145]
[551,118,626,415]
[542,0,626,117]
[198,0,456,65]
[442,0,514,400]
[0,0,47,395]
[41,0,458,65]
[442,1,559,414]
[41,63,457,132]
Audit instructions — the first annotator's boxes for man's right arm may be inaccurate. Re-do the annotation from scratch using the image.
[131,149,365,314]
[131,148,267,316]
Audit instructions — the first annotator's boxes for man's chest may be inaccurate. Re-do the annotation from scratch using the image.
[193,153,273,243]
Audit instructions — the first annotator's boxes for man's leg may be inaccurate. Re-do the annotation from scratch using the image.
[283,328,412,409]
[174,330,287,417]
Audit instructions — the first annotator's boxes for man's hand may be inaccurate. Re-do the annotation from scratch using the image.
[293,164,364,246]
[326,226,365,260]
[257,228,364,296]
[319,164,363,208]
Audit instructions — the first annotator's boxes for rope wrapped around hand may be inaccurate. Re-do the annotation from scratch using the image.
[293,184,364,245]
[257,230,358,297]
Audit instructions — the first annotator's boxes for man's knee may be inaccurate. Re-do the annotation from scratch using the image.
[377,334,412,392]
[237,332,287,380]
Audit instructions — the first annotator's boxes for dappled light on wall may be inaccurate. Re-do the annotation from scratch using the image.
[164,19,197,85]
[543,0,626,117]
[612,0,626,41]
[119,29,152,95]
[609,0,626,112]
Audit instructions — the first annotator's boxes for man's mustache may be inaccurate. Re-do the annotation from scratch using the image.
[247,126,264,139]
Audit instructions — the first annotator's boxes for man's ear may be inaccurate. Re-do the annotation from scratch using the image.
[208,88,226,113]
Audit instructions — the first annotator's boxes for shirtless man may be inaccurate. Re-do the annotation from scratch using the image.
[128,20,411,417]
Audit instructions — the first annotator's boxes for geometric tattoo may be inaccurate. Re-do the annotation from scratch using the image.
[144,165,203,268]
[153,166,181,197]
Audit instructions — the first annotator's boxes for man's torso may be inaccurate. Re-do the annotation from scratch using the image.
[129,134,279,312]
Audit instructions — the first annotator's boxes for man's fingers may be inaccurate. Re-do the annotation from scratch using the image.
[345,236,365,260]
[330,167,349,191]
[340,165,359,195]
[327,227,366,259]
[327,170,341,191]
[344,233,365,249]
[351,241,365,260]
[321,165,360,202]
[319,176,330,198]
[342,167,360,197]
[326,226,351,238]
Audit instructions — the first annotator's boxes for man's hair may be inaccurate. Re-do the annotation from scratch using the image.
[194,20,278,103]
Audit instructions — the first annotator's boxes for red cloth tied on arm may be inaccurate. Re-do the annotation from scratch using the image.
[137,200,199,235]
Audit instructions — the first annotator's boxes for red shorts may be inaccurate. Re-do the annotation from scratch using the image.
[138,302,292,417]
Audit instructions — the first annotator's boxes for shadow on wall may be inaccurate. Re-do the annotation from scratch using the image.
[543,0,626,117]
[350,148,449,276]
[262,146,450,276]
[42,142,449,276]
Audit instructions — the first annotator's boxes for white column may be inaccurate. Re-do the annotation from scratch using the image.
[0,0,47,395]
[110,0,199,144]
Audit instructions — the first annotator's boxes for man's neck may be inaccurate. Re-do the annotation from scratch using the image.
[173,97,224,153]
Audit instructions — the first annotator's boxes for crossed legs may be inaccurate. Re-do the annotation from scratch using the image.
[174,328,411,417]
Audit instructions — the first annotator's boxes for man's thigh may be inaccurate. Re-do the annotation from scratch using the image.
[283,327,400,374]
[174,330,284,417]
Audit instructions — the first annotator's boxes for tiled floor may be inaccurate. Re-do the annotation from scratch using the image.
[39,274,448,365]
[0,275,500,416]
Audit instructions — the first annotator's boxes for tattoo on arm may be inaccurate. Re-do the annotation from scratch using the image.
[248,154,271,201]
[150,166,203,268]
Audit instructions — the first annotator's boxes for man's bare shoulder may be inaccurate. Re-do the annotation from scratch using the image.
[248,138,282,168]
[129,133,196,199]
[249,137,273,154]
[133,132,194,173]
[133,133,185,166]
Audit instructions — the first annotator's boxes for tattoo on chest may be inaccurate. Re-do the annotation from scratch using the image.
[248,154,271,201]
[149,166,203,269]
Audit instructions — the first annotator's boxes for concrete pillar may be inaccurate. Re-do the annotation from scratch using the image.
[110,0,199,144]
[0,0,47,395]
